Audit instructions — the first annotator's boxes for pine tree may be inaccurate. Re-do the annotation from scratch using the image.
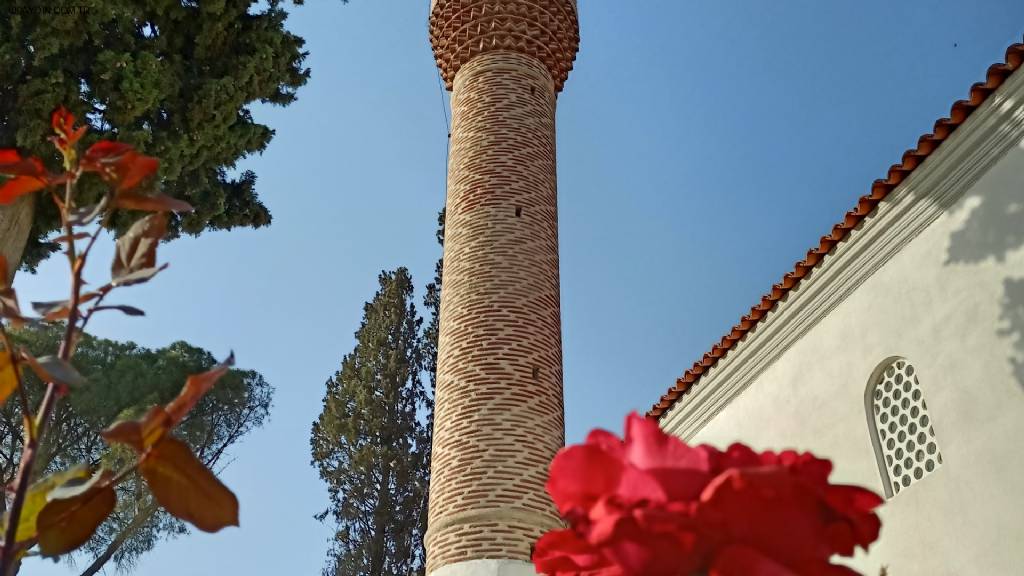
[2,325,273,574]
[311,268,430,576]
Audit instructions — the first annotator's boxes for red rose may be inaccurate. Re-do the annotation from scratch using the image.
[535,413,882,576]
[535,529,624,576]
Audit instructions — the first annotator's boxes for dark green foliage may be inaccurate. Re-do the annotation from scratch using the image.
[311,268,430,576]
[422,208,444,400]
[417,209,443,559]
[0,0,310,270]
[0,325,272,573]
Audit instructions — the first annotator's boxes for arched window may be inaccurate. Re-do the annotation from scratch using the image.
[866,358,942,498]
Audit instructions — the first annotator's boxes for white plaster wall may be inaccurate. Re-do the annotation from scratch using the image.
[689,139,1024,575]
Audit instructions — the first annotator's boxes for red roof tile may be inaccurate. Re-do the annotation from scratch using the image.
[649,38,1024,419]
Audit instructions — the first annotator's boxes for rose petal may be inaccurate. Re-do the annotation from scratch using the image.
[710,545,800,576]
[599,514,702,576]
[705,443,764,472]
[822,485,883,550]
[623,413,709,472]
[533,529,623,576]
[699,468,833,566]
[539,417,883,576]
[621,413,712,501]
[586,428,625,457]
[548,444,627,514]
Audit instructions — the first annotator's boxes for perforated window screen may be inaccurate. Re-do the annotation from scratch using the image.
[869,359,942,497]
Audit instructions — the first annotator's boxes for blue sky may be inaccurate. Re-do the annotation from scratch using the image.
[24,1,1024,574]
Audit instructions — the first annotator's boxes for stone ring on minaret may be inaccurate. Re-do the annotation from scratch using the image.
[429,0,581,92]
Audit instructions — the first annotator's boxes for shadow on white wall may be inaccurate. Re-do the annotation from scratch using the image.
[944,141,1024,391]
[999,278,1024,390]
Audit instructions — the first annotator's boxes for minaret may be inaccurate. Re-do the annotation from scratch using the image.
[426,1,580,575]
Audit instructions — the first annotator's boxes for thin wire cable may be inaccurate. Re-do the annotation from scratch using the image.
[435,69,451,195]
[428,16,451,220]
[435,70,451,137]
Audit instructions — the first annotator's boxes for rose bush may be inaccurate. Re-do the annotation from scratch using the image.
[0,108,238,573]
[534,413,883,576]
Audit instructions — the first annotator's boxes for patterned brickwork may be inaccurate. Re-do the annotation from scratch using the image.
[429,0,580,92]
[425,50,568,573]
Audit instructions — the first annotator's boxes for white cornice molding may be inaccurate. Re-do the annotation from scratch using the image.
[662,69,1024,440]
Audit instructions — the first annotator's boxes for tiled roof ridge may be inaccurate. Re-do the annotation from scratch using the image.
[650,38,1024,419]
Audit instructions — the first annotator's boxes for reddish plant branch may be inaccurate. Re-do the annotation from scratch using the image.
[0,176,93,575]
[0,325,31,443]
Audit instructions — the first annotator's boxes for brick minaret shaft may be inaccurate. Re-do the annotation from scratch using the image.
[426,1,579,574]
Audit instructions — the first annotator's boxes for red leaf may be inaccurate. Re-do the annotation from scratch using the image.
[0,352,18,409]
[0,289,22,326]
[165,353,234,425]
[0,149,64,204]
[101,354,233,453]
[36,471,116,556]
[111,213,167,286]
[92,304,145,317]
[49,106,87,153]
[0,176,47,204]
[68,198,109,226]
[100,406,172,452]
[117,154,159,191]
[31,291,100,321]
[20,352,86,392]
[2,466,91,544]
[99,419,145,452]
[140,437,239,532]
[82,141,133,161]
[112,192,193,213]
[0,256,23,325]
[0,149,46,177]
[109,264,167,287]
[50,106,82,141]
[82,141,159,191]
[0,149,51,204]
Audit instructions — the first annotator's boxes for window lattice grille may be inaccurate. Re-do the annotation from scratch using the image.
[870,359,942,497]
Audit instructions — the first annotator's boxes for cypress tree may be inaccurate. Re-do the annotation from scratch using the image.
[417,208,444,568]
[311,268,430,576]
[0,0,310,272]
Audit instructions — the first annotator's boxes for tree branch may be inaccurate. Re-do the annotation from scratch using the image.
[77,502,158,576]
